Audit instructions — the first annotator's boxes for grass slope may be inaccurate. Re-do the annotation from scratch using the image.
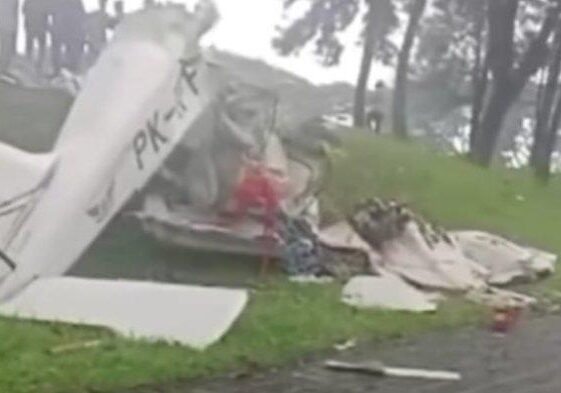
[2,135,561,393]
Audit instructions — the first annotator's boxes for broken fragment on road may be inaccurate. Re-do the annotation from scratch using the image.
[324,359,461,381]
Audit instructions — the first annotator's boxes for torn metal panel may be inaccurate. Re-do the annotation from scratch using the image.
[453,231,557,285]
[342,273,438,312]
[382,222,487,291]
[137,194,280,256]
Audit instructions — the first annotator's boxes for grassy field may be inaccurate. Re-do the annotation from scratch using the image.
[2,134,561,393]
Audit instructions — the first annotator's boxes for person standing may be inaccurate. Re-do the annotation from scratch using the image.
[114,1,125,24]
[366,81,392,134]
[0,0,19,76]
[50,0,86,75]
[23,0,50,68]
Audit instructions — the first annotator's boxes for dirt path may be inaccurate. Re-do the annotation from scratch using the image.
[129,314,561,393]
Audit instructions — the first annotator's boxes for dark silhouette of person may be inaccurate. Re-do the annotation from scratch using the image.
[50,0,86,75]
[367,81,391,134]
[23,0,50,68]
[114,1,125,23]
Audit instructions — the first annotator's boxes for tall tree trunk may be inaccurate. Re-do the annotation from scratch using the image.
[469,0,488,153]
[353,1,375,128]
[531,67,548,166]
[532,21,561,174]
[392,0,427,138]
[535,91,561,180]
[470,0,560,166]
[471,84,519,165]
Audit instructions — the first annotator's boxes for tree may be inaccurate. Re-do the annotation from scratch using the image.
[403,0,488,142]
[273,0,398,128]
[466,0,489,153]
[392,0,428,138]
[470,0,561,166]
[531,19,561,180]
[354,0,397,128]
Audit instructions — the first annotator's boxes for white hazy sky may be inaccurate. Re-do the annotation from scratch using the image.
[78,0,392,86]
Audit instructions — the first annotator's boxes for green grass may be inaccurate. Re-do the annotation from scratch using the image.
[3,134,561,393]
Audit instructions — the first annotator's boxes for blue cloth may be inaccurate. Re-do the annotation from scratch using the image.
[277,215,325,276]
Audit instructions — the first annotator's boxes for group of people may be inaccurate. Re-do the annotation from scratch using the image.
[0,0,128,79]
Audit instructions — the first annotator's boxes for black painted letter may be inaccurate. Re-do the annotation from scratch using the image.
[133,131,147,170]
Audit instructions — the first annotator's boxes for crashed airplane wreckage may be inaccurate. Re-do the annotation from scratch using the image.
[0,0,556,353]
[0,2,251,349]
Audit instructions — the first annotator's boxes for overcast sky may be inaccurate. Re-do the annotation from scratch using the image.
[77,0,391,86]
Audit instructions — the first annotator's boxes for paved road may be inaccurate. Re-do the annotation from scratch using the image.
[165,316,561,393]
[139,314,561,393]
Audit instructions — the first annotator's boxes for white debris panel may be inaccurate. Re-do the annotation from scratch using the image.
[0,277,248,349]
[342,273,438,312]
[452,231,556,285]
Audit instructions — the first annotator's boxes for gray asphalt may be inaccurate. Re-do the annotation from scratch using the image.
[167,314,561,393]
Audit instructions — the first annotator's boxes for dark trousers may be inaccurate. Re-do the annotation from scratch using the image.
[52,36,84,74]
[367,110,384,134]
[0,31,16,73]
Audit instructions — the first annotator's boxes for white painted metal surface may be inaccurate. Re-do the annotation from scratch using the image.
[0,277,247,349]
[342,274,438,312]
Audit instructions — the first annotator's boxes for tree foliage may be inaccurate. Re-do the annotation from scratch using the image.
[274,0,399,127]
[275,0,561,177]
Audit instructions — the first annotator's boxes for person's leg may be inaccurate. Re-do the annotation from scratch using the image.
[65,38,83,73]
[366,110,375,132]
[51,36,63,76]
[374,112,384,134]
[368,111,384,134]
[37,31,46,71]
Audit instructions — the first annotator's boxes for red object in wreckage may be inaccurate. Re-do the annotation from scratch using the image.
[233,160,284,236]
[233,160,284,275]
[491,307,523,333]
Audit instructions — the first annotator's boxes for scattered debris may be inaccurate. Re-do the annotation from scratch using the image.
[277,214,328,276]
[318,198,556,313]
[289,275,334,284]
[342,274,438,312]
[466,287,536,309]
[324,359,461,381]
[318,220,383,269]
[333,338,357,351]
[490,306,523,334]
[453,231,556,285]
[348,199,486,291]
[49,340,103,355]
